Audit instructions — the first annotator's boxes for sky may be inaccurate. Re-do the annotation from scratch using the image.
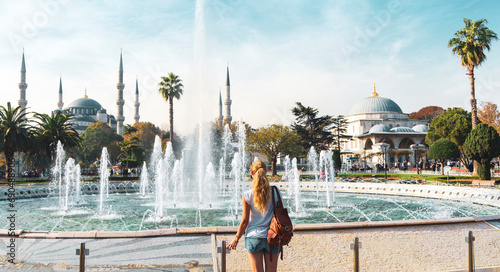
[1,0,500,136]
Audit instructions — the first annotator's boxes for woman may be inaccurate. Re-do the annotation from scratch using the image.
[227,160,280,272]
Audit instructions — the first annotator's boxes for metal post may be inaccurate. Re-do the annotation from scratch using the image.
[350,237,361,272]
[466,231,475,272]
[221,240,227,272]
[79,243,85,272]
[384,151,388,180]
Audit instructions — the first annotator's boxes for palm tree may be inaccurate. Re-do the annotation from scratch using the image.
[34,111,80,164]
[0,102,34,175]
[448,18,498,129]
[158,73,184,143]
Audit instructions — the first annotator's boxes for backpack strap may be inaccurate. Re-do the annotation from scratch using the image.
[271,186,282,208]
[269,186,283,262]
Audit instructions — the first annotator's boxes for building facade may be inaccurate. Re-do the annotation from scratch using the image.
[342,86,429,170]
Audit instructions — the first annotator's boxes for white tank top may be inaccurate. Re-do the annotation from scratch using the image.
[242,187,281,238]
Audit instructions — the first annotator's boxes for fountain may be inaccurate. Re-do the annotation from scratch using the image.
[320,150,335,208]
[99,147,110,215]
[307,146,320,199]
[2,134,500,232]
[140,161,149,196]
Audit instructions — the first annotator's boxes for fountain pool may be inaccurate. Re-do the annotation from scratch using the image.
[2,182,499,232]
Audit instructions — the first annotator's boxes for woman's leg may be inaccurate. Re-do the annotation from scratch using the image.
[248,252,265,272]
[263,252,279,272]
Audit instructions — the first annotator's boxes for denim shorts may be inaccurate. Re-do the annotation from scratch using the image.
[244,237,281,255]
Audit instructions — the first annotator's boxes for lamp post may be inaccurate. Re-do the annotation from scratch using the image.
[380,143,390,180]
[411,144,424,173]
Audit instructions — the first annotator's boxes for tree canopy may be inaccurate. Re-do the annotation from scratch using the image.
[123,122,165,156]
[408,106,443,121]
[78,121,123,163]
[330,115,351,152]
[247,124,300,176]
[428,138,460,174]
[291,102,333,153]
[478,101,500,133]
[33,111,80,164]
[425,107,472,166]
[0,102,34,174]
[463,123,500,180]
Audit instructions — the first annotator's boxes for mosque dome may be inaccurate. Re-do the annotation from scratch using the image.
[369,124,391,133]
[349,87,403,116]
[67,97,102,110]
[412,124,428,133]
[390,127,415,133]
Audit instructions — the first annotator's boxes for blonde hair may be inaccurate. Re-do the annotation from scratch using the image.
[250,160,270,214]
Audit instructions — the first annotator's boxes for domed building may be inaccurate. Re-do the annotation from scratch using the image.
[56,88,117,134]
[48,52,141,135]
[342,85,429,170]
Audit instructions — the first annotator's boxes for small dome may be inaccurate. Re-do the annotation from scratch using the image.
[369,124,391,133]
[67,98,102,110]
[390,127,415,133]
[412,124,428,133]
[350,96,403,115]
[74,115,95,122]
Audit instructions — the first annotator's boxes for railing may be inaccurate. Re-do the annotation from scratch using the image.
[2,224,498,271]
[217,231,481,272]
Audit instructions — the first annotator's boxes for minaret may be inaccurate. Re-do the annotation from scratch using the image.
[134,77,140,124]
[223,64,232,122]
[18,52,28,111]
[218,88,223,123]
[116,51,125,135]
[57,76,64,110]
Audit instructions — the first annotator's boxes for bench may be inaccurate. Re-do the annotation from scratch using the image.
[471,180,495,187]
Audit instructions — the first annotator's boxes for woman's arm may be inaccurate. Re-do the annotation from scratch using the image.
[227,195,250,250]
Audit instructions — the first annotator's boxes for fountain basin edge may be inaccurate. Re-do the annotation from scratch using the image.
[2,215,499,239]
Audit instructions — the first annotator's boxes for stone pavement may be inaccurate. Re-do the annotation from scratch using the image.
[217,221,500,272]
[1,221,500,271]
[0,235,214,271]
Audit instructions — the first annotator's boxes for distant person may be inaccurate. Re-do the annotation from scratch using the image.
[227,160,282,272]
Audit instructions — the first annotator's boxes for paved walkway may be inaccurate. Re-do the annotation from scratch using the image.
[1,221,500,271]
[0,235,213,271]
[217,221,500,272]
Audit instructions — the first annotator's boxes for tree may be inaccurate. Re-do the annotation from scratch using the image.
[122,124,138,135]
[78,121,123,163]
[0,102,34,175]
[118,136,144,168]
[119,125,144,167]
[463,123,500,180]
[158,73,184,143]
[425,107,472,167]
[427,138,460,175]
[409,106,443,121]
[291,102,333,153]
[123,122,166,159]
[331,115,352,152]
[477,101,500,132]
[34,111,80,164]
[449,18,498,129]
[247,124,300,176]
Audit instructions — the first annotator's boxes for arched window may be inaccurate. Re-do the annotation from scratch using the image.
[364,139,373,150]
[379,138,395,149]
[399,138,415,149]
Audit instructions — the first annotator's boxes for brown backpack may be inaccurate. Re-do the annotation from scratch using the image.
[267,185,293,261]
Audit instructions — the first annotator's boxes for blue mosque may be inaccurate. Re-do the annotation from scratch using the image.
[16,52,140,135]
[16,52,234,135]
